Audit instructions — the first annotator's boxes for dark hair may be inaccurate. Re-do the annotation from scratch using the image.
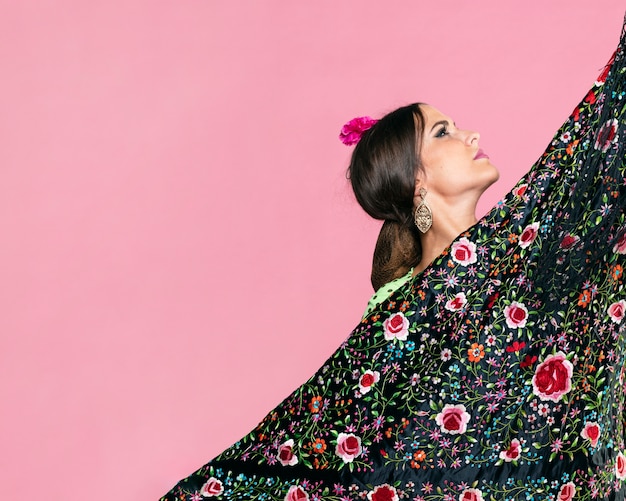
[347,103,425,290]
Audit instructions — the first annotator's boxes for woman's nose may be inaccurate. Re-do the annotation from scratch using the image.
[464,130,480,145]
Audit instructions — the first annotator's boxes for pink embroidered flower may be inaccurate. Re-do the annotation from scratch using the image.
[608,300,626,323]
[277,439,298,466]
[445,292,467,312]
[383,312,410,341]
[504,301,529,329]
[617,451,626,480]
[285,485,309,501]
[518,222,539,249]
[581,421,601,447]
[459,488,484,501]
[435,404,470,435]
[559,234,579,250]
[200,478,224,497]
[499,438,521,462]
[512,184,528,197]
[339,116,378,146]
[557,482,576,501]
[367,484,399,501]
[451,237,477,266]
[613,232,626,254]
[532,352,574,402]
[335,433,362,463]
[594,118,619,152]
[358,370,380,394]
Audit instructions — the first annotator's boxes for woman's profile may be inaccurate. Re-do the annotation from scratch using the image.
[162,16,626,501]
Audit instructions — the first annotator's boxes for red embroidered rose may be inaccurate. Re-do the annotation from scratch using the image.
[613,232,626,254]
[367,484,398,501]
[358,370,380,394]
[594,118,619,152]
[512,184,528,197]
[383,312,409,341]
[445,292,467,312]
[504,301,528,329]
[518,222,539,249]
[581,421,601,448]
[617,452,626,480]
[608,300,626,323]
[200,478,224,497]
[335,433,362,463]
[435,404,471,435]
[532,352,574,402]
[451,237,477,266]
[285,485,309,501]
[557,482,576,501]
[277,439,298,466]
[459,488,484,501]
[499,438,521,462]
[559,234,579,250]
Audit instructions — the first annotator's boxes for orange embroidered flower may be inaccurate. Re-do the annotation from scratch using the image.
[566,139,579,155]
[313,457,329,469]
[413,450,426,461]
[612,264,623,281]
[578,290,591,307]
[468,343,485,363]
[400,301,410,312]
[309,396,323,413]
[310,438,327,454]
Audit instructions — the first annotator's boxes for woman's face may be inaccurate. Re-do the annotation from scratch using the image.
[418,104,499,202]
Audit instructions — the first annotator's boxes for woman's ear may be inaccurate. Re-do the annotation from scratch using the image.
[413,183,427,207]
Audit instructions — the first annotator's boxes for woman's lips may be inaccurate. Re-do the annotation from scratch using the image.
[474,149,489,160]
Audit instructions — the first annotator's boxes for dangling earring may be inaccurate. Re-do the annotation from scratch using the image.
[414,188,432,233]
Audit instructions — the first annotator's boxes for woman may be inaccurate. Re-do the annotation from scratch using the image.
[162,18,626,501]
[346,104,499,301]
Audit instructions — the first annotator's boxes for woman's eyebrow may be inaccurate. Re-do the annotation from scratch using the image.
[430,119,449,133]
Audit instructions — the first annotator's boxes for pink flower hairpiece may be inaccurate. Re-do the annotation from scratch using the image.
[339,116,378,146]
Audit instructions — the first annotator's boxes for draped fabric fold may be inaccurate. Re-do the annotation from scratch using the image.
[163,16,626,501]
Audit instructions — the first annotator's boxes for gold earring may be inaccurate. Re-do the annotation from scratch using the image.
[414,188,432,233]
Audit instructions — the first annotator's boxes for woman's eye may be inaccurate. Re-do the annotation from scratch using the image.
[435,126,448,138]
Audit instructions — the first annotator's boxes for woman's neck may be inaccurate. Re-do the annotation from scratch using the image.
[413,198,478,275]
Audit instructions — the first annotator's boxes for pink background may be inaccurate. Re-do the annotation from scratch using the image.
[1,1,624,499]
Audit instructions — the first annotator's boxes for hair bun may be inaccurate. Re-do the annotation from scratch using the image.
[371,220,421,290]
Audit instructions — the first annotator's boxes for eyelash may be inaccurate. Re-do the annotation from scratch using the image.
[435,126,449,138]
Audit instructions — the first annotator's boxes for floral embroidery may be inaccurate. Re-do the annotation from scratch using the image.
[277,439,299,466]
[451,237,477,265]
[162,19,626,501]
[199,478,223,497]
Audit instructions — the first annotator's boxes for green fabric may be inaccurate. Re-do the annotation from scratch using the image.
[362,268,414,318]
